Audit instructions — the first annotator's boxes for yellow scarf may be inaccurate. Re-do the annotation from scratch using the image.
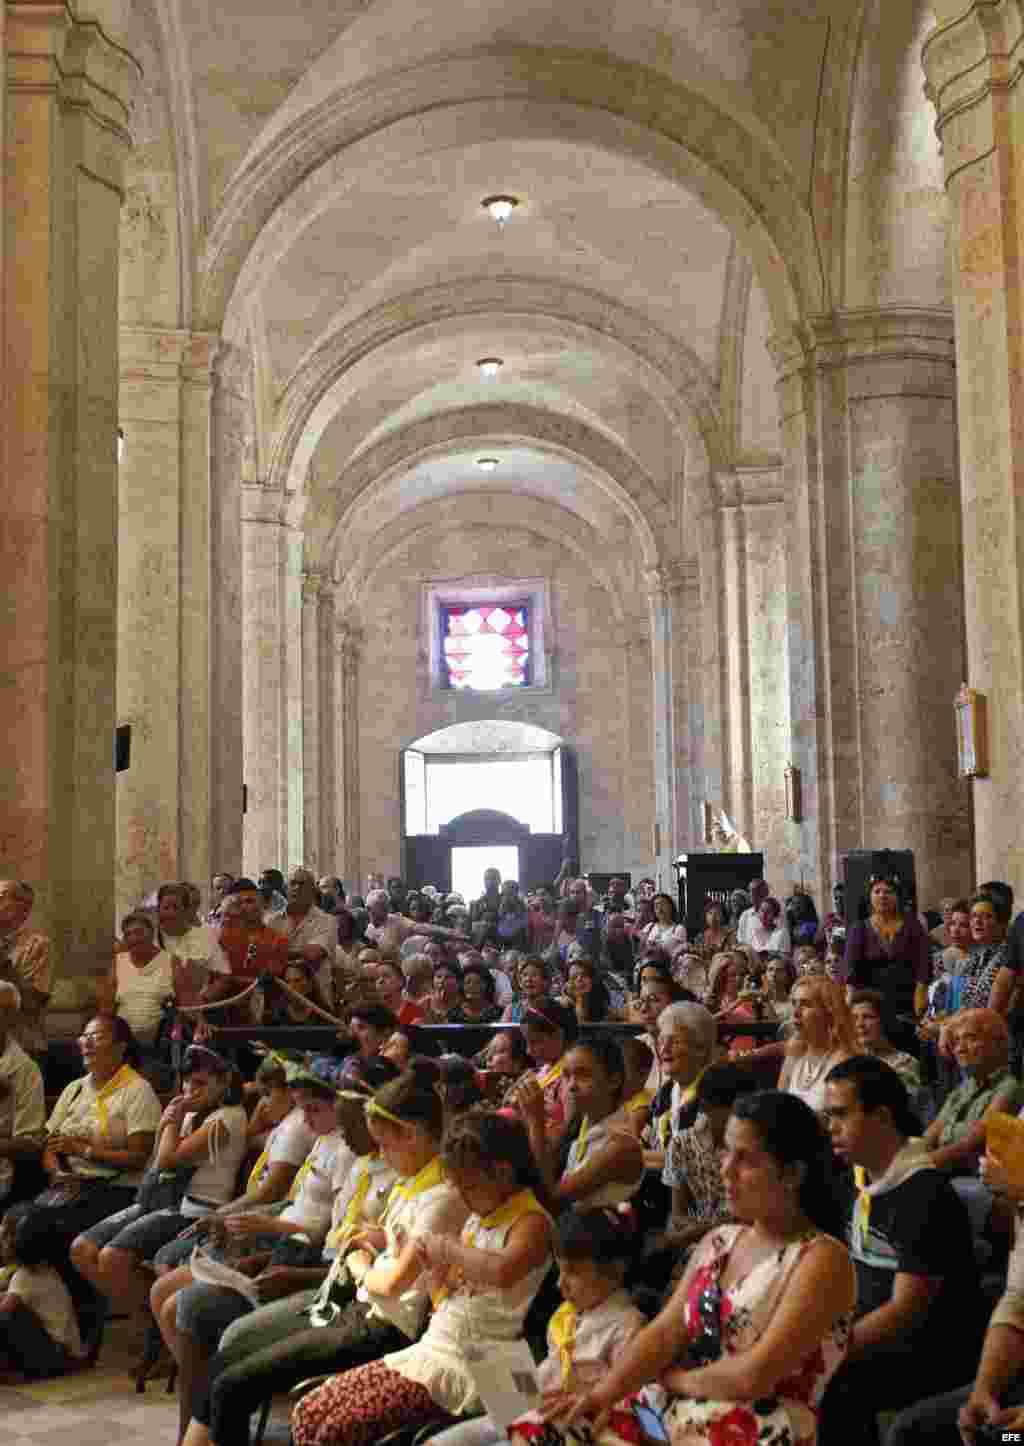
[92,1063,141,1134]
[574,1117,591,1165]
[656,1068,707,1148]
[625,1088,653,1115]
[536,1060,564,1091]
[853,1164,871,1243]
[548,1301,578,1386]
[287,1135,328,1202]
[247,1146,271,1193]
[435,1187,549,1305]
[387,1154,444,1209]
[326,1155,376,1250]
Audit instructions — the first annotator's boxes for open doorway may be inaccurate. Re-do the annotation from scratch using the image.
[450,845,520,902]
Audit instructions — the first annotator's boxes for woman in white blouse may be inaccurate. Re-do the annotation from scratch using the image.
[640,894,688,961]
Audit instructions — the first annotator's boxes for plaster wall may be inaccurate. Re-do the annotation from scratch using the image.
[353,520,648,883]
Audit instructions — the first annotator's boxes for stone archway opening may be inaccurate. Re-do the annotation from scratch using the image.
[401,720,577,893]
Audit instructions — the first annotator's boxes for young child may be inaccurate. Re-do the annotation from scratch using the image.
[290,1108,553,1446]
[511,1210,647,1446]
[0,1212,85,1378]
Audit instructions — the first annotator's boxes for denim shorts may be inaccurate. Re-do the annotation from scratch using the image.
[79,1202,192,1259]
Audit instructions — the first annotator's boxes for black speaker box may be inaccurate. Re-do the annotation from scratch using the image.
[842,849,917,924]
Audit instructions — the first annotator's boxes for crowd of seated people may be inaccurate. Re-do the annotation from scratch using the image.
[10,859,1024,1446]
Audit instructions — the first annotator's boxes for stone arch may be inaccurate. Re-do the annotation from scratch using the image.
[338,490,634,627]
[841,0,949,309]
[267,278,726,517]
[199,52,819,338]
[311,404,666,578]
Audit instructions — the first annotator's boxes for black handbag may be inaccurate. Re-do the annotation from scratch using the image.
[135,1163,194,1213]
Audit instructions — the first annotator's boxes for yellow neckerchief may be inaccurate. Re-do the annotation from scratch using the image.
[326,1154,377,1250]
[287,1135,328,1202]
[90,1063,141,1134]
[573,1117,591,1165]
[247,1146,271,1193]
[549,1300,578,1386]
[386,1154,444,1209]
[853,1164,871,1243]
[536,1059,564,1091]
[435,1187,549,1305]
[625,1088,653,1115]
[656,1070,702,1145]
[872,914,904,942]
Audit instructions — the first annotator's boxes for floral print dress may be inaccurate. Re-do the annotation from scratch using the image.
[604,1225,849,1446]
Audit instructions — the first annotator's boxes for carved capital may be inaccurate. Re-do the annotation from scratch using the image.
[213,341,253,402]
[240,480,286,525]
[7,5,142,148]
[301,570,325,605]
[923,0,1024,148]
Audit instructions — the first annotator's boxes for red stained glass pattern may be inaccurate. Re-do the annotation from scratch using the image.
[442,604,531,690]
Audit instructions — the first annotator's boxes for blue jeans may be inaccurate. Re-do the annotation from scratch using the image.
[885,1377,1024,1446]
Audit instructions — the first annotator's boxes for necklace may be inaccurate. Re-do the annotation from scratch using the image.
[792,1049,834,1091]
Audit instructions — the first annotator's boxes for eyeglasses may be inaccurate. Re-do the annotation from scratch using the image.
[79,1031,113,1044]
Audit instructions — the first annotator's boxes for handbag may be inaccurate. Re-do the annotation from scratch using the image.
[135,1163,194,1214]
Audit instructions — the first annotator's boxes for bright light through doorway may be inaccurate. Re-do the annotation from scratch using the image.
[450,846,520,903]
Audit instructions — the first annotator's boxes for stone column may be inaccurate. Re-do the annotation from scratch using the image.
[336,620,362,886]
[318,588,339,874]
[209,346,249,876]
[241,482,287,876]
[923,1,1024,887]
[773,309,969,904]
[2,6,139,973]
[301,572,323,871]
[116,329,216,918]
[645,567,681,882]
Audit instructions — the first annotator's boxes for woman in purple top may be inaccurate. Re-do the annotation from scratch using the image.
[844,874,931,1051]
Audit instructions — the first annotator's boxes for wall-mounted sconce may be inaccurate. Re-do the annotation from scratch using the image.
[955,683,989,777]
[784,764,802,822]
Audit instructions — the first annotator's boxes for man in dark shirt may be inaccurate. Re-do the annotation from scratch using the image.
[819,1055,983,1445]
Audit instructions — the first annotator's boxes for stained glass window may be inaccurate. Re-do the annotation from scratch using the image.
[440,602,531,690]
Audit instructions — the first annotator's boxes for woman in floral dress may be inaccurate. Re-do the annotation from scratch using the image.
[539,1090,854,1446]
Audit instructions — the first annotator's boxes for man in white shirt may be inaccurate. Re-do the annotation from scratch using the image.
[268,868,338,1005]
[735,878,770,946]
[0,982,45,1201]
[157,882,217,966]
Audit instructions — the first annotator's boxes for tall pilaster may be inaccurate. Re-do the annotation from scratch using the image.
[645,567,680,883]
[2,5,140,971]
[924,1,1024,888]
[301,572,323,872]
[774,309,969,903]
[241,482,288,876]
[318,588,338,874]
[116,328,216,918]
[336,620,362,886]
[210,345,249,875]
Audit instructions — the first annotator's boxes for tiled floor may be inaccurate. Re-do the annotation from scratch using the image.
[0,1317,187,1446]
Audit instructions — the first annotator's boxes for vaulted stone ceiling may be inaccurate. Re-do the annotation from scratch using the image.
[120,0,943,612]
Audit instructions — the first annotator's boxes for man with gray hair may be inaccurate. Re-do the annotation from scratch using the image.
[0,981,45,1202]
[267,867,338,1007]
[0,881,51,1058]
[364,888,469,956]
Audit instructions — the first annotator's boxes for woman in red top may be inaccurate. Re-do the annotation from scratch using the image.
[374,958,424,1025]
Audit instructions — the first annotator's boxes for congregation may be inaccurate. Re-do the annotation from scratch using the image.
[0,861,1021,1446]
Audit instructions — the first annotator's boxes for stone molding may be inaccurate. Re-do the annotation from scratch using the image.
[241,480,287,525]
[301,570,325,604]
[923,0,1024,142]
[715,466,786,509]
[7,3,142,127]
[267,275,726,496]
[316,402,664,574]
[199,48,814,337]
[769,307,956,384]
[119,326,218,383]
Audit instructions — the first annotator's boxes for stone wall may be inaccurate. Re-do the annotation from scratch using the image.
[353,520,651,883]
